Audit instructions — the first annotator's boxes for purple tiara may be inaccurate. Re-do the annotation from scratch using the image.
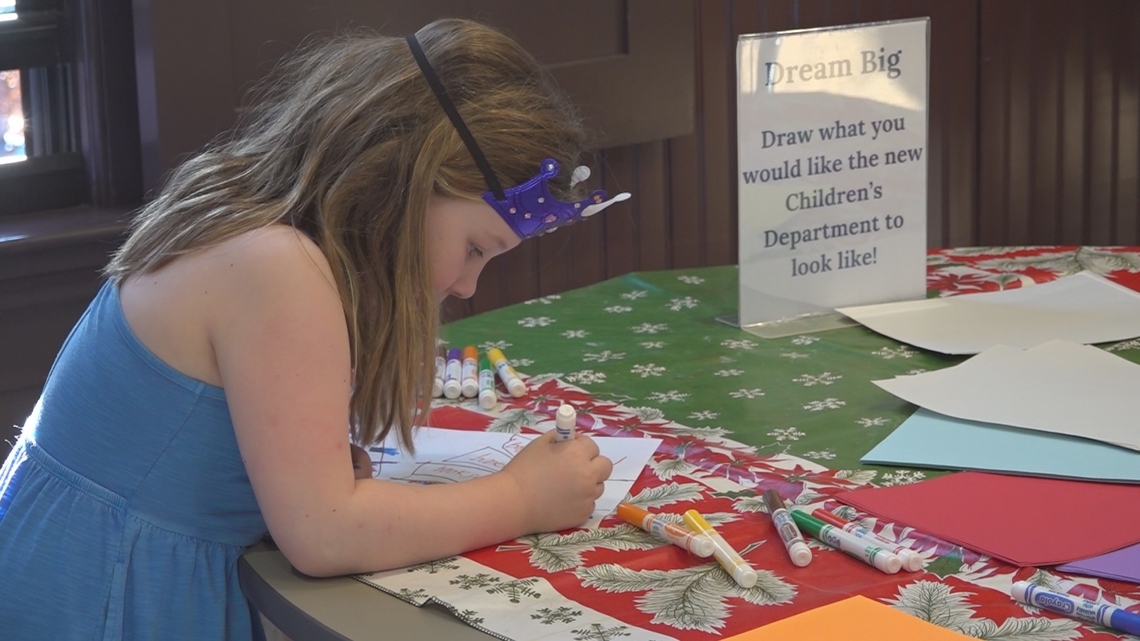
[482,159,631,239]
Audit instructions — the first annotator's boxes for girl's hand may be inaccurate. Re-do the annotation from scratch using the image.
[500,430,613,534]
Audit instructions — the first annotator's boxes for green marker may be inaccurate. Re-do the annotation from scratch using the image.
[791,509,902,574]
[477,358,497,409]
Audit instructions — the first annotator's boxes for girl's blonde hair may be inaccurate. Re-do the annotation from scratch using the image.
[105,18,590,449]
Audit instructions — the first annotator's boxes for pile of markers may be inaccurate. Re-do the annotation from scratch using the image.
[615,489,925,590]
[433,345,526,408]
[620,493,1140,635]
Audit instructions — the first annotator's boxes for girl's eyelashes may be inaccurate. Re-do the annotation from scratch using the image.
[468,243,485,260]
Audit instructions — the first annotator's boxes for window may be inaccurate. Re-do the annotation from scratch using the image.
[0,0,86,216]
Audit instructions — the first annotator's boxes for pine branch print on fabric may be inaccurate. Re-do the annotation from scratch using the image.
[575,563,796,633]
[885,580,977,630]
[486,408,545,433]
[962,617,1081,641]
[885,581,1082,641]
[625,482,706,508]
[499,527,664,573]
[1078,246,1140,273]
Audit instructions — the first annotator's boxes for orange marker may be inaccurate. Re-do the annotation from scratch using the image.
[617,503,714,557]
[460,346,479,398]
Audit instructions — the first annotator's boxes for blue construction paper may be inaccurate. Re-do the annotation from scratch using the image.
[862,408,1140,483]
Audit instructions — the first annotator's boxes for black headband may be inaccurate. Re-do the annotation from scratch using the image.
[405,33,505,200]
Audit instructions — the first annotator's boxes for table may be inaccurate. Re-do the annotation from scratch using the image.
[243,246,1140,640]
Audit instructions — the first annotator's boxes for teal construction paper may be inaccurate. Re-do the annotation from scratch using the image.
[862,408,1140,483]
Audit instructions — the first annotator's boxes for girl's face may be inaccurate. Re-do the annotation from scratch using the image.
[425,194,521,303]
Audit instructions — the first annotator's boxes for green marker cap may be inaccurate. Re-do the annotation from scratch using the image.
[479,358,492,371]
[790,509,827,538]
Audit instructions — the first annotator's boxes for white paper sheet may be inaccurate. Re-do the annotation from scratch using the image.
[366,428,661,529]
[873,340,1140,450]
[836,272,1140,354]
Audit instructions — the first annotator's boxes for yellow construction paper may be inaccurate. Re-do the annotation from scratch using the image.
[725,596,973,640]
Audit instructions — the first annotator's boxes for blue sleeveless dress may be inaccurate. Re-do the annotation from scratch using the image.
[0,281,268,640]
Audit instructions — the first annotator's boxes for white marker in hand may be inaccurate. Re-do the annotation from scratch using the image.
[554,404,576,442]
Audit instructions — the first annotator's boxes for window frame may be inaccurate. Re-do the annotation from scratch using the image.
[0,0,142,217]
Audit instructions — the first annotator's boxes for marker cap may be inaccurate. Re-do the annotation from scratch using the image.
[898,549,924,572]
[789,543,813,567]
[443,380,461,399]
[447,347,461,361]
[463,345,478,361]
[689,534,716,559]
[554,404,575,441]
[556,404,576,429]
[874,550,903,574]
[1010,580,1030,604]
[479,389,497,409]
[487,347,506,364]
[733,566,759,589]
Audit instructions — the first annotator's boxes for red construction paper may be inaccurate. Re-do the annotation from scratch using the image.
[835,471,1140,567]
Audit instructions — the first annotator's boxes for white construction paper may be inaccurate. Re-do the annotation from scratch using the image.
[837,272,1140,354]
[874,340,1140,450]
[367,428,661,529]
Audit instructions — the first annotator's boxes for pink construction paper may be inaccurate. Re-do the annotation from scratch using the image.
[1057,541,1140,583]
[835,471,1140,567]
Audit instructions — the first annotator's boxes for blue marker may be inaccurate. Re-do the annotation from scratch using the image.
[1011,581,1140,636]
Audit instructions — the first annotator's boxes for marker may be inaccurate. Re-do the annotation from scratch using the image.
[1011,581,1140,637]
[478,358,497,410]
[486,348,526,397]
[443,348,463,399]
[682,509,758,588]
[617,503,715,558]
[460,346,479,398]
[554,404,576,442]
[432,349,445,398]
[791,510,901,574]
[810,509,924,572]
[762,490,812,568]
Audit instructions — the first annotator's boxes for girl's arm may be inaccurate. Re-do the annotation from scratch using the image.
[206,227,610,577]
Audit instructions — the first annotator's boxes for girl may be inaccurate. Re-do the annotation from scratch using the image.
[0,18,621,640]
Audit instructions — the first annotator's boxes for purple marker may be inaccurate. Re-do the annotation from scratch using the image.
[443,348,462,399]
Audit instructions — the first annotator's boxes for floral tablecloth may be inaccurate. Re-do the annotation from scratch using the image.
[357,247,1140,641]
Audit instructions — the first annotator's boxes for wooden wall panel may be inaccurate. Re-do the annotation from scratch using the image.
[978,0,1140,246]
[634,142,671,272]
[1117,9,1140,244]
[696,2,736,269]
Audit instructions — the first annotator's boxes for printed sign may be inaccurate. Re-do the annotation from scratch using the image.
[736,18,929,332]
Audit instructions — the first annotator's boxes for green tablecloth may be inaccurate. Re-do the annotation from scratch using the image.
[442,264,960,480]
[442,247,1140,483]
